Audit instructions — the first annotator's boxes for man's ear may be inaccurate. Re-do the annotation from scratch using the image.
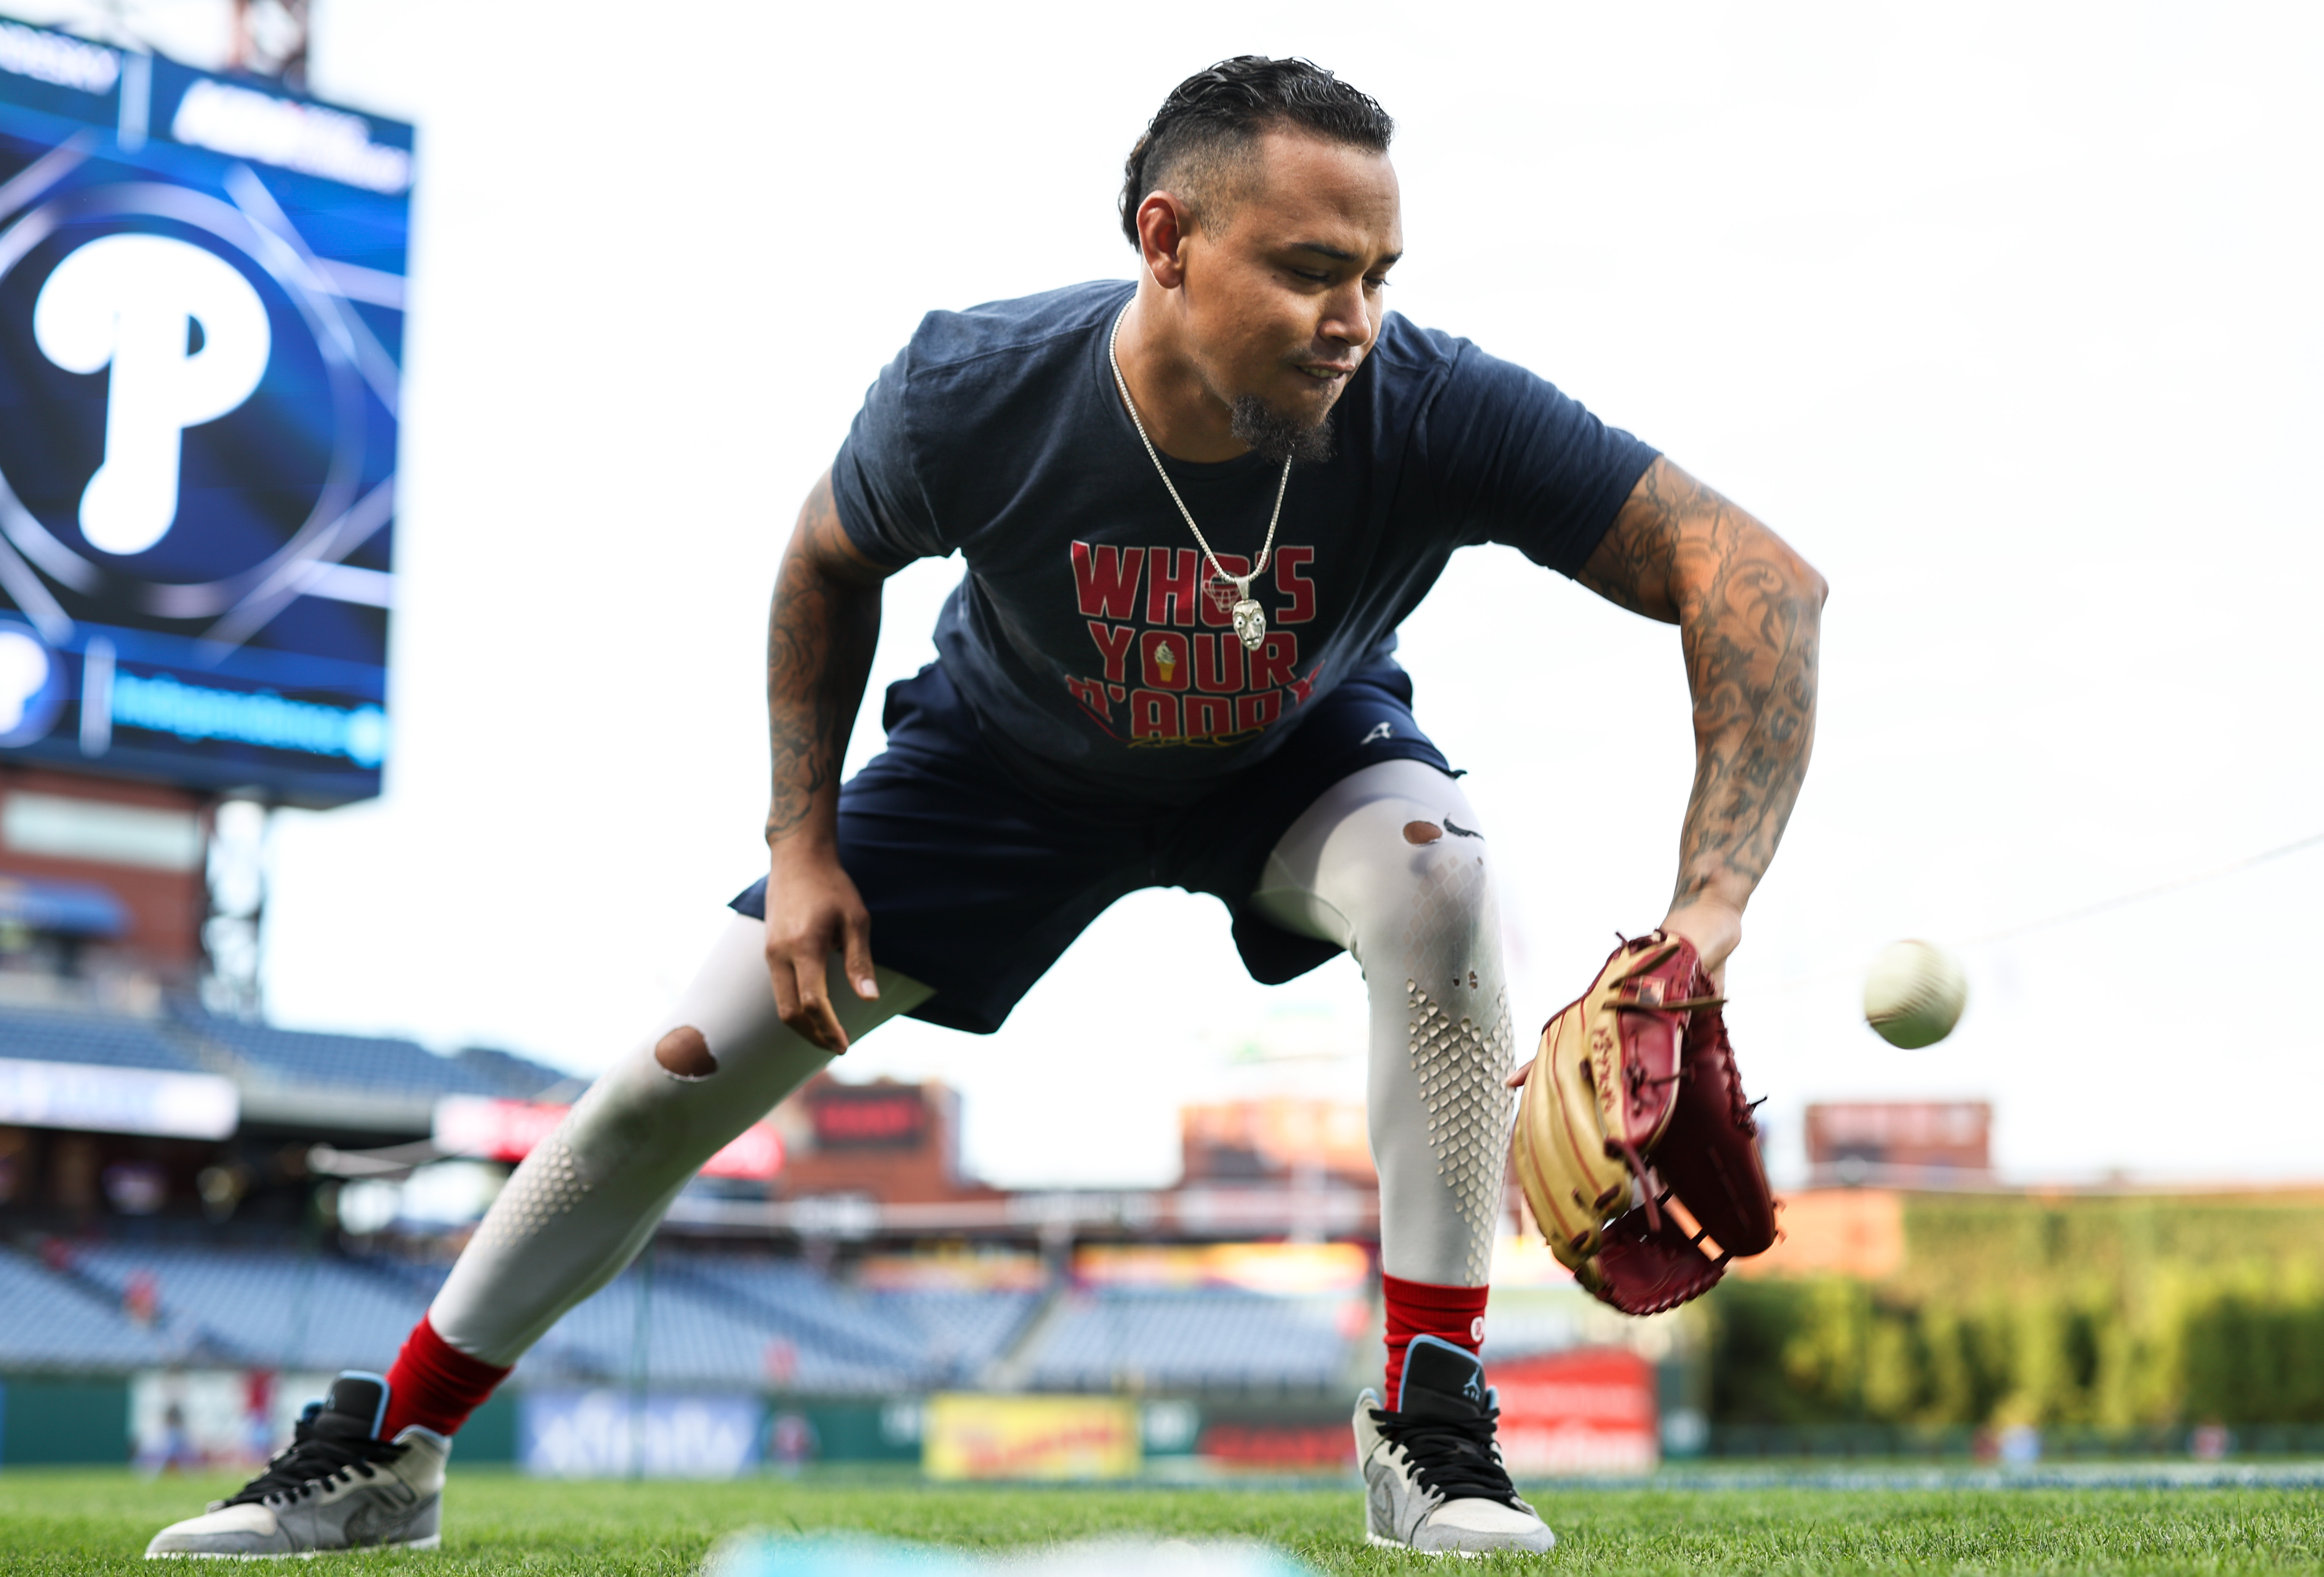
[1136,192,1193,290]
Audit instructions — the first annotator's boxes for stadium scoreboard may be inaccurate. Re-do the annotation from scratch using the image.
[0,19,409,808]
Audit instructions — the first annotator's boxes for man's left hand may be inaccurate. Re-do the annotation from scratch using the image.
[1504,900,1742,1091]
[1658,897,1742,991]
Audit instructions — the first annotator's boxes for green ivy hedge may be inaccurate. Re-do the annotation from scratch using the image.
[1705,1191,2324,1427]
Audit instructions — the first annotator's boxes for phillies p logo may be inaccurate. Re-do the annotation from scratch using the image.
[33,233,271,556]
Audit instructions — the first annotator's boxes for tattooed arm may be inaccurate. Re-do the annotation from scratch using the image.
[762,469,895,1051]
[1577,455,1827,982]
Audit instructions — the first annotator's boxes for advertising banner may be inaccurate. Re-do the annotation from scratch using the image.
[922,1393,1141,1482]
[1492,1347,1659,1476]
[0,21,409,807]
[1071,1240,1370,1296]
[1195,1415,1355,1472]
[0,1052,236,1137]
[433,1095,785,1181]
[518,1390,763,1479]
[856,1250,1045,1293]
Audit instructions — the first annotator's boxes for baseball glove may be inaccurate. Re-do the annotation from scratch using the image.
[1510,930,1777,1315]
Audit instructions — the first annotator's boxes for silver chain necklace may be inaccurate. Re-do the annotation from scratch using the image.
[1107,303,1290,652]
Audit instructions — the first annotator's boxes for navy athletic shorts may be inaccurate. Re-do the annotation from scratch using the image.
[731,660,1455,1035]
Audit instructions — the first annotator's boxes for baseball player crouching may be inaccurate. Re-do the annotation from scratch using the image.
[147,56,1824,1559]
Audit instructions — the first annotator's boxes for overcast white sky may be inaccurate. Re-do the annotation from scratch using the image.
[54,2,2320,1188]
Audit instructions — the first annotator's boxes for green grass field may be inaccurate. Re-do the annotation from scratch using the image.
[5,1468,2323,1575]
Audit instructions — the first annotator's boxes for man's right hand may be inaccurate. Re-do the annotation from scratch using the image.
[763,838,879,1053]
[758,467,897,1054]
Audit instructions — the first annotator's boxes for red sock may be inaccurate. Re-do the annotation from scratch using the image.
[1382,1273,1490,1404]
[380,1316,511,1440]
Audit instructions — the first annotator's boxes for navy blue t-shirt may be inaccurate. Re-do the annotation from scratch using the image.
[833,280,1657,806]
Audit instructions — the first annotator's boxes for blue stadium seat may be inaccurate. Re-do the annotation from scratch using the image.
[167,1006,517,1100]
[0,1246,178,1369]
[40,1244,983,1395]
[3,1241,1369,1399]
[1477,1295,1588,1363]
[0,1005,208,1073]
[0,1001,571,1107]
[870,1289,1042,1381]
[1023,1290,1357,1390]
[658,1253,937,1386]
[451,1047,573,1101]
[515,1272,911,1394]
[68,1245,433,1372]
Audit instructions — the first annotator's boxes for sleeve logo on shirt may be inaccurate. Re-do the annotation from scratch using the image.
[1064,540,1320,745]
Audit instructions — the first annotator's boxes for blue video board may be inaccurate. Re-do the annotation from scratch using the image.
[0,20,408,807]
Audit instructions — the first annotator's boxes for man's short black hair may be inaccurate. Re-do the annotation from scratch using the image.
[1120,56,1394,249]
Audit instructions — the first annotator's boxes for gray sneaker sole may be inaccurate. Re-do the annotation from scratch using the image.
[1366,1527,1554,1557]
[145,1533,442,1560]
[1365,1530,1489,1558]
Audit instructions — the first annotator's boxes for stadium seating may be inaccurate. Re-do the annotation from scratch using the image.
[0,999,571,1110]
[0,1238,1382,1395]
[1023,1290,1357,1391]
[450,1046,574,1100]
[1,1000,1404,1402]
[0,1004,211,1073]
[874,1289,1043,1381]
[3,1238,1371,1398]
[656,1253,1036,1391]
[166,1006,518,1100]
[1478,1295,1588,1363]
[6,1244,1048,1395]
[66,1245,441,1373]
[521,1266,910,1394]
[0,1246,177,1369]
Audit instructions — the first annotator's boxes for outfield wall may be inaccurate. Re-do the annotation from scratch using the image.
[0,1375,517,1468]
[0,1375,131,1467]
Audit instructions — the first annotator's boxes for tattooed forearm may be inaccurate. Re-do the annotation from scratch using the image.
[764,472,889,844]
[1580,456,1826,913]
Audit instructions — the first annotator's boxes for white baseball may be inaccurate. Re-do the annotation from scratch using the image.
[1862,939,1968,1048]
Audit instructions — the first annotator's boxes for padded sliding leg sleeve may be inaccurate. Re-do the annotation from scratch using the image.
[1252,760,1516,1288]
[427,914,930,1365]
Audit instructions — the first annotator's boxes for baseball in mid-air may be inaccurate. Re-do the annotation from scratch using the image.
[1862,939,1969,1048]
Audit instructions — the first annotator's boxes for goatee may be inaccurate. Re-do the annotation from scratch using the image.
[1230,394,1337,467]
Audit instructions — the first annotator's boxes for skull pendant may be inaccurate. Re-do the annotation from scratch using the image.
[1230,598,1266,651]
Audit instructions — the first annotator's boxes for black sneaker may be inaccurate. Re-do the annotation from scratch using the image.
[145,1373,447,1558]
[1354,1336,1555,1554]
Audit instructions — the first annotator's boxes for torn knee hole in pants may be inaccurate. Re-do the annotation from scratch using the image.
[654,1025,717,1080]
